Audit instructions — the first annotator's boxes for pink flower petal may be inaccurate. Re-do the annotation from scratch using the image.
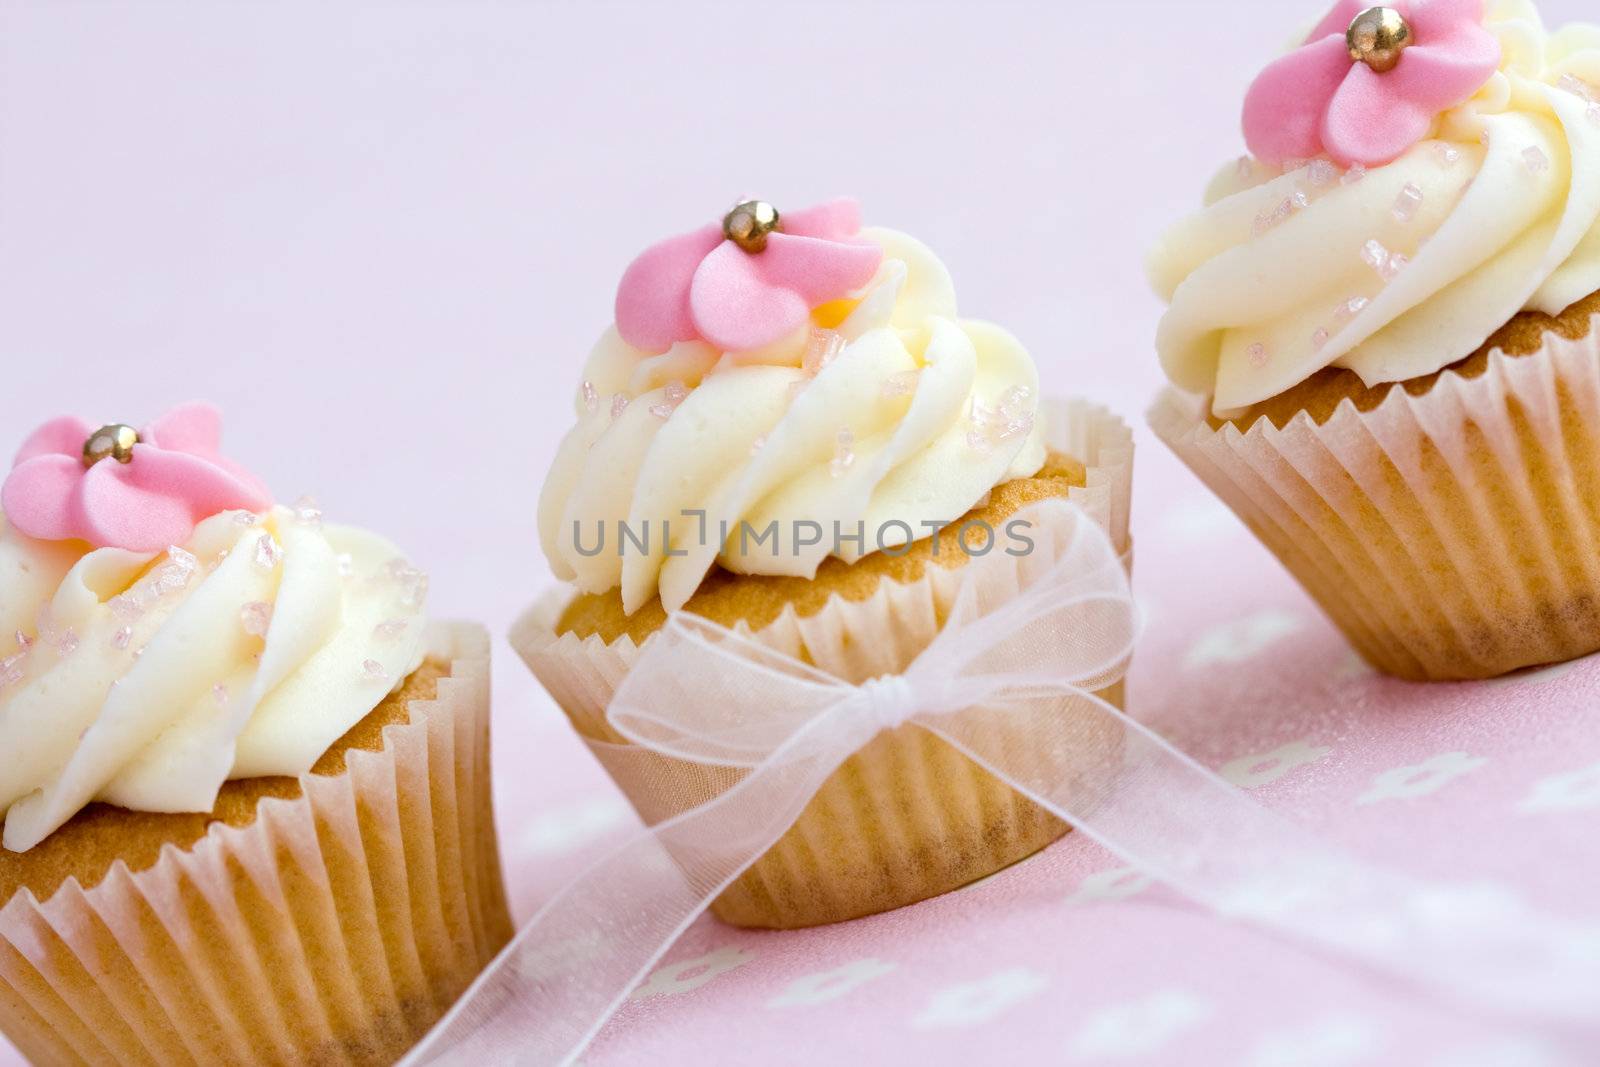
[1384,30,1502,113]
[775,197,863,241]
[13,416,92,464]
[77,458,199,551]
[1322,62,1437,166]
[2,404,273,551]
[689,233,884,353]
[1407,0,1484,38]
[757,232,884,307]
[143,401,273,503]
[211,455,273,505]
[0,455,88,543]
[1306,0,1374,44]
[689,241,814,353]
[1243,35,1355,165]
[618,199,881,354]
[142,401,222,455]
[80,450,265,550]
[614,224,724,352]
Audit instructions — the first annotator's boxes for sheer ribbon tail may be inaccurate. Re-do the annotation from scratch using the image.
[402,699,868,1066]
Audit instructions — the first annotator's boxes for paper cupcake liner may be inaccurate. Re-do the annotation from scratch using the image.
[1151,312,1600,681]
[512,398,1133,929]
[0,622,513,1066]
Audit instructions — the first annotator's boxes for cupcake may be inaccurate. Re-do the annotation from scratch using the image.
[0,403,511,1065]
[1148,0,1600,680]
[514,197,1133,929]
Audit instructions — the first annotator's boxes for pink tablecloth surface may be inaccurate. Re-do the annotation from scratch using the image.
[3,1,1597,1064]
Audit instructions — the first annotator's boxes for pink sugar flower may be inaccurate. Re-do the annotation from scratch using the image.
[2,402,272,552]
[615,197,884,354]
[1243,0,1501,168]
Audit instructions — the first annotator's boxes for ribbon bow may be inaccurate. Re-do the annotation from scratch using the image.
[410,501,1600,1065]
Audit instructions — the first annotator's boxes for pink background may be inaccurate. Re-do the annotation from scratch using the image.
[2,1,1596,1063]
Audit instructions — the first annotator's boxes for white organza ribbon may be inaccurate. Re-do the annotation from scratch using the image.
[408,501,1600,1065]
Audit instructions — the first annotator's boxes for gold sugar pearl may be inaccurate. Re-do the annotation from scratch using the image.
[722,200,781,253]
[1347,6,1413,74]
[82,424,139,467]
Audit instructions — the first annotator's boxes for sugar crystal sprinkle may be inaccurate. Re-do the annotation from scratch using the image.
[374,618,407,640]
[55,629,79,656]
[611,393,629,419]
[1253,198,1295,236]
[829,428,856,479]
[1,655,25,688]
[748,435,766,456]
[386,558,422,583]
[881,370,920,398]
[802,328,846,377]
[1247,342,1269,368]
[967,386,1036,454]
[1392,183,1424,223]
[1362,239,1392,273]
[1308,159,1337,187]
[151,562,190,597]
[1311,327,1330,351]
[232,511,258,527]
[1341,163,1368,185]
[386,558,429,608]
[254,534,283,570]
[241,601,272,637]
[13,630,30,652]
[1380,253,1410,282]
[1335,296,1371,324]
[111,627,132,650]
[1523,146,1550,175]
[580,380,599,412]
[1558,74,1594,102]
[362,659,386,681]
[649,381,689,419]
[1433,144,1461,167]
[293,495,323,526]
[213,683,228,706]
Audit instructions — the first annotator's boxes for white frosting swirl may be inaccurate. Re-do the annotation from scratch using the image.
[539,227,1048,615]
[1150,2,1600,414]
[0,505,428,852]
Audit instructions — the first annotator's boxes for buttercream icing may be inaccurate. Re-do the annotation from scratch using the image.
[0,504,428,852]
[540,215,1048,615]
[1151,0,1600,415]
